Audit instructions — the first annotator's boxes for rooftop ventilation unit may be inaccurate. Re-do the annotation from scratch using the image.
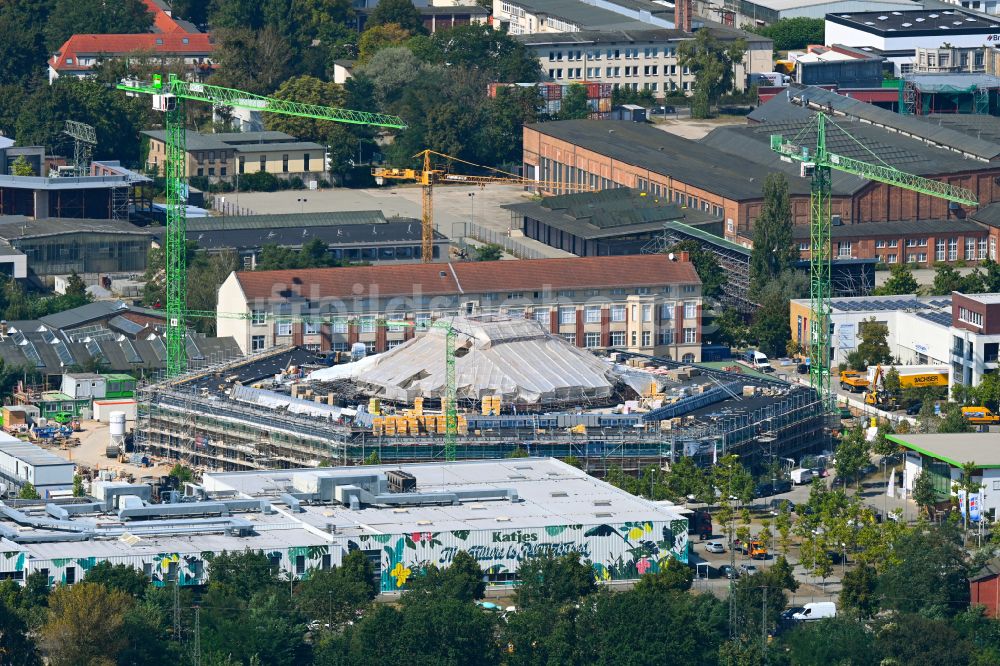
[387,470,417,493]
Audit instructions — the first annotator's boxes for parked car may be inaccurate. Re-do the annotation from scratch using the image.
[755,480,791,498]
[719,565,740,579]
[704,541,725,554]
[906,401,923,415]
[769,499,795,515]
[796,363,809,375]
[861,463,878,476]
[739,564,759,576]
[652,105,676,114]
[781,607,804,622]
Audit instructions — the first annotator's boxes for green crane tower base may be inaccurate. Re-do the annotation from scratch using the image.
[809,114,832,410]
[164,98,188,377]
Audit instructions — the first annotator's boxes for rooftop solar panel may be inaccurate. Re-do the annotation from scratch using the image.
[85,338,106,362]
[149,337,166,361]
[120,338,142,364]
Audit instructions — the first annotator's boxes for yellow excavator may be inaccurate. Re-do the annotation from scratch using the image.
[864,365,897,410]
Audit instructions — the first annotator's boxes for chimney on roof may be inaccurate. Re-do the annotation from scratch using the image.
[675,0,692,32]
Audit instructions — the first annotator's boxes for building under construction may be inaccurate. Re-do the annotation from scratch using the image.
[135,318,827,475]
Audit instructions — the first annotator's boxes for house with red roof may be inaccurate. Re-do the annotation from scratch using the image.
[47,0,213,84]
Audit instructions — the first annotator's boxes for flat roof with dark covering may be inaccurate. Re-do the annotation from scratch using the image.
[887,432,1000,468]
[735,103,989,177]
[169,219,442,251]
[526,120,774,201]
[502,187,720,240]
[973,202,1000,228]
[750,84,1000,161]
[0,217,153,240]
[185,211,390,232]
[236,254,700,300]
[826,8,1000,37]
[790,218,986,239]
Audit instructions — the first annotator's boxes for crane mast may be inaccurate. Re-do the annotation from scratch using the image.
[770,109,978,410]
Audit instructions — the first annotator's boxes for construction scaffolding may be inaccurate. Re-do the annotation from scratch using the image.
[133,347,827,473]
[641,222,755,314]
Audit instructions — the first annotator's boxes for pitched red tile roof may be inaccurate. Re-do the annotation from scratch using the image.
[143,0,189,34]
[234,255,700,301]
[49,33,214,72]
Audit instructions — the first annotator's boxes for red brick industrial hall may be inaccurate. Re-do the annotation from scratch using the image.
[522,83,1000,266]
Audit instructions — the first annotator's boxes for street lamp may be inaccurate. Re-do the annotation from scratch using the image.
[297,197,308,214]
[468,192,476,230]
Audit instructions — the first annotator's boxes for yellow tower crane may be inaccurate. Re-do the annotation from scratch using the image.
[373,150,594,262]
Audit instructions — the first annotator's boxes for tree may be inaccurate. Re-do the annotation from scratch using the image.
[169,464,195,485]
[170,0,211,26]
[878,523,969,618]
[405,551,486,603]
[72,474,84,498]
[203,587,310,666]
[750,272,807,357]
[749,174,797,298]
[479,84,544,165]
[368,0,424,34]
[0,1,52,86]
[835,425,871,488]
[931,263,965,296]
[749,17,825,50]
[44,0,153,52]
[784,616,878,666]
[83,562,149,599]
[775,503,794,555]
[264,75,347,144]
[212,26,291,94]
[633,556,693,594]
[840,562,880,620]
[63,272,89,305]
[678,29,746,118]
[207,550,282,601]
[514,552,595,610]
[474,243,504,261]
[939,403,973,434]
[854,317,893,368]
[0,595,40,666]
[877,613,971,665]
[713,307,749,348]
[970,371,1000,412]
[9,155,33,177]
[558,83,590,120]
[874,263,919,295]
[664,455,711,503]
[913,469,939,520]
[669,240,726,300]
[17,483,39,500]
[416,24,540,83]
[294,550,376,627]
[41,583,133,666]
[872,420,898,458]
[358,23,413,63]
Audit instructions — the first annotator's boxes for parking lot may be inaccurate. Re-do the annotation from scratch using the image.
[685,459,911,605]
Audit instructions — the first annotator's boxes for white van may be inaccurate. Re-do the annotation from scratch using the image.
[744,350,772,372]
[792,602,837,621]
[790,468,813,485]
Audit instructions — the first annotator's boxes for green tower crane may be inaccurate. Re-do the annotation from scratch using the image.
[770,110,978,410]
[118,74,406,377]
